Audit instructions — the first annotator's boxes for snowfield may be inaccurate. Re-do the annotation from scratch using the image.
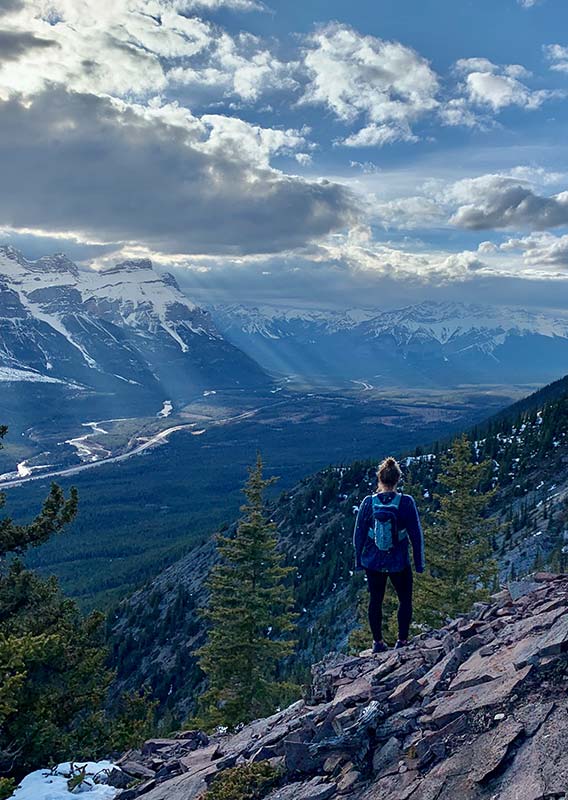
[0,367,66,383]
[11,762,121,799]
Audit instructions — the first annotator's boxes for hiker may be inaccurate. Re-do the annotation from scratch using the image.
[353,456,425,652]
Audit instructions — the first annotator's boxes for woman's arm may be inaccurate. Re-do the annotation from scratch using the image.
[353,495,372,571]
[405,496,425,573]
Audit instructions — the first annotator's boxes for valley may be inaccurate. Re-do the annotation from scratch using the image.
[1,245,567,617]
[4,380,517,611]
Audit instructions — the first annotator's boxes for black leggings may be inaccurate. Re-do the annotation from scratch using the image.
[365,565,413,642]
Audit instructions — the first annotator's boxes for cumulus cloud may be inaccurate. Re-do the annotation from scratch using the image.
[0,0,284,104]
[357,167,568,233]
[449,175,568,230]
[0,0,210,98]
[169,31,297,102]
[454,57,559,111]
[0,88,360,255]
[341,123,418,148]
[300,23,439,147]
[545,44,568,73]
[501,232,568,268]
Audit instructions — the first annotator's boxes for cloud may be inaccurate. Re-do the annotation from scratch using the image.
[518,0,543,7]
[0,0,287,107]
[169,31,297,102]
[454,57,559,111]
[0,1,212,99]
[373,195,445,229]
[449,175,568,230]
[356,167,568,233]
[0,29,57,62]
[300,23,439,147]
[341,123,418,148]
[0,88,360,255]
[501,232,568,268]
[0,0,24,14]
[182,0,265,9]
[545,44,568,73]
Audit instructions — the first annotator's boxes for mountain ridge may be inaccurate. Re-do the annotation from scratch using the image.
[210,300,568,387]
[0,246,269,433]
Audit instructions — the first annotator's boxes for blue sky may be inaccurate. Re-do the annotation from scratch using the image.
[1,0,568,308]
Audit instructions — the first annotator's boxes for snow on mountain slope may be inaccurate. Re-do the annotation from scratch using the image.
[0,246,268,406]
[360,301,568,348]
[210,300,568,387]
[211,303,377,338]
[213,300,568,343]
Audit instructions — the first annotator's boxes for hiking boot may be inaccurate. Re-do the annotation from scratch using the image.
[372,640,389,654]
[394,639,408,650]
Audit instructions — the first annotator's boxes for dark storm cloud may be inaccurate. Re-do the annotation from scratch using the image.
[0,87,360,255]
[0,29,58,61]
[451,176,568,231]
[0,0,24,15]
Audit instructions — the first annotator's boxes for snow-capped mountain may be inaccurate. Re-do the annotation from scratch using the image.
[210,301,568,387]
[0,247,268,421]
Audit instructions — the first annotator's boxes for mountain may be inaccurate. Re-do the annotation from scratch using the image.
[210,301,568,387]
[109,572,568,800]
[108,372,568,724]
[0,246,268,432]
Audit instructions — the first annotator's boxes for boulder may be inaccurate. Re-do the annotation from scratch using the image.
[372,736,402,775]
[388,678,421,711]
[493,703,568,800]
[430,665,532,727]
[266,776,337,800]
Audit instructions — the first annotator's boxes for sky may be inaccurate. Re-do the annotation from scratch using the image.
[1,0,568,309]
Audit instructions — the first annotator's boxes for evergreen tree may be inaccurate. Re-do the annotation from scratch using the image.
[0,427,153,787]
[195,455,297,730]
[416,434,498,627]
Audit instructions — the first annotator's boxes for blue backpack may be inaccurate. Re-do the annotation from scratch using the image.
[370,493,403,552]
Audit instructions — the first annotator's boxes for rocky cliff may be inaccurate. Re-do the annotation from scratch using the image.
[113,571,568,800]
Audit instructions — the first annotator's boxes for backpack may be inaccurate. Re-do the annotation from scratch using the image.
[369,493,403,552]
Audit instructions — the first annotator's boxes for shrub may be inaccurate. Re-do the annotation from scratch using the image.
[204,761,282,800]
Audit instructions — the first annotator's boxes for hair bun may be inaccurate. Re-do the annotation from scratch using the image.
[377,456,402,489]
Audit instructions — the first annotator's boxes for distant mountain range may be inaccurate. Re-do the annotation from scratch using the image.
[210,301,568,387]
[0,247,268,430]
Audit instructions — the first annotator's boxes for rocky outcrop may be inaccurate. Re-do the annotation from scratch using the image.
[116,572,568,800]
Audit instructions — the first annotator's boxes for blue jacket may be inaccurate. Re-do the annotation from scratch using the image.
[353,491,425,573]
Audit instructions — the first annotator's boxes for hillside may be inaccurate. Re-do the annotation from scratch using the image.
[109,572,568,800]
[109,373,568,724]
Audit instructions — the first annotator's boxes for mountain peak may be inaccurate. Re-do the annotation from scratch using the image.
[105,258,154,273]
[0,244,28,266]
[32,252,79,276]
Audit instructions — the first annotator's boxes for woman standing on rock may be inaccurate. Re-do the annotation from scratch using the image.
[353,457,425,653]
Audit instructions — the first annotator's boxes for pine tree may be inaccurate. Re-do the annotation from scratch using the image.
[195,455,297,730]
[0,427,153,785]
[416,435,498,628]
